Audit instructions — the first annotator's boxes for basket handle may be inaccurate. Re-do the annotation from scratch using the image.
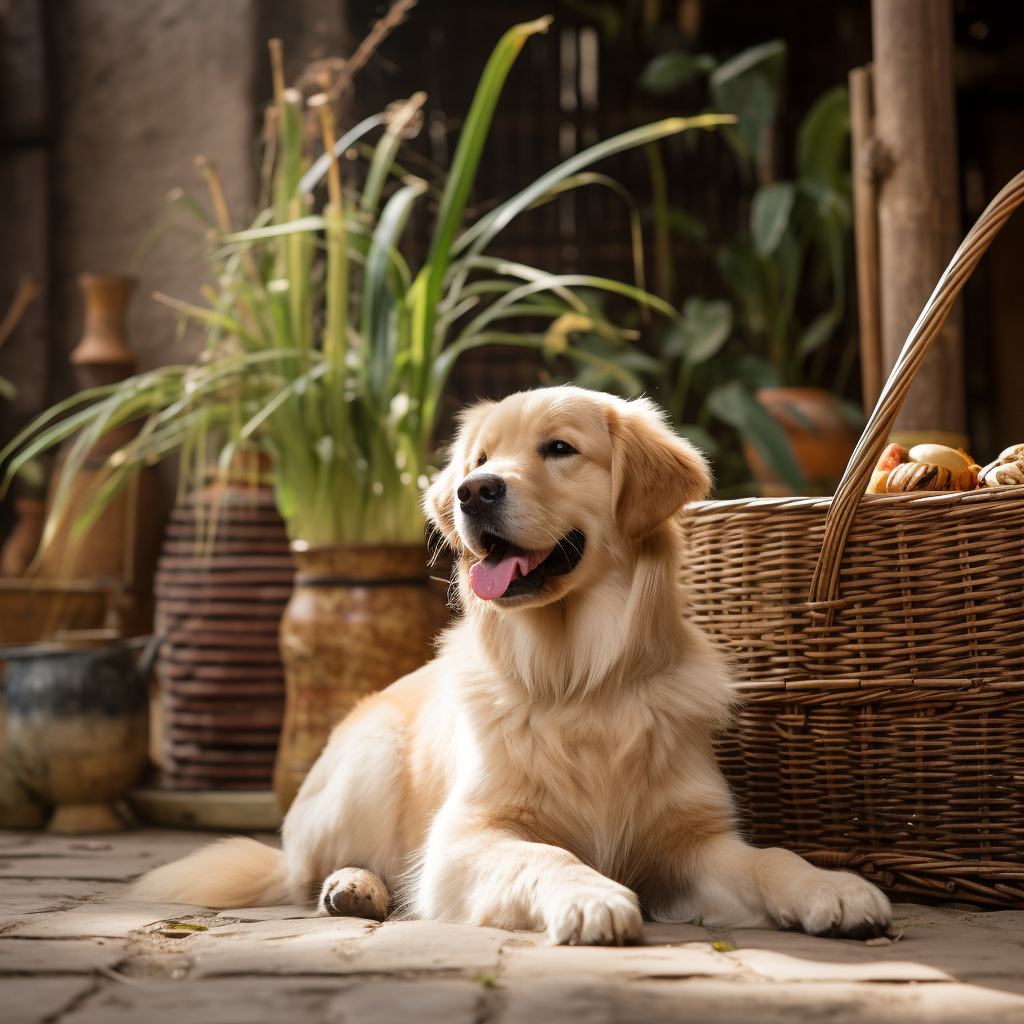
[808,168,1024,619]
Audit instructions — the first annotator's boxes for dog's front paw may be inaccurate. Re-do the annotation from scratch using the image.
[318,867,389,921]
[774,869,892,939]
[547,884,642,946]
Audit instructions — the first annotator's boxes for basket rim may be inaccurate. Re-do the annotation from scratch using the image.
[730,677,1024,692]
[685,482,1024,514]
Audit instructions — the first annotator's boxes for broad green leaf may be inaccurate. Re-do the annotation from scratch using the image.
[0,375,17,401]
[797,85,849,187]
[706,380,804,492]
[797,311,837,357]
[664,298,732,364]
[657,204,707,241]
[709,40,786,169]
[734,353,780,390]
[718,242,767,327]
[640,52,716,93]
[751,182,795,256]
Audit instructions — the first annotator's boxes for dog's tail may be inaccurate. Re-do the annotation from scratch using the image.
[132,837,291,908]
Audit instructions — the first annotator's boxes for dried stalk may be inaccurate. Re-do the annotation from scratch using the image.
[328,0,418,102]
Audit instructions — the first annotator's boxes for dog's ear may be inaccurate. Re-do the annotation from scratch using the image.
[422,400,494,549]
[424,457,460,546]
[607,398,712,540]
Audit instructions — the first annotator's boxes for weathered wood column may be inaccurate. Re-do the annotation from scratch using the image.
[871,0,966,442]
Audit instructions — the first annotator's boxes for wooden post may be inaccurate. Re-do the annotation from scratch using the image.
[871,0,967,444]
[848,65,883,416]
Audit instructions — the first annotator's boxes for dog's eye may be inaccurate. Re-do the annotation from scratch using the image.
[476,452,487,466]
[541,439,578,459]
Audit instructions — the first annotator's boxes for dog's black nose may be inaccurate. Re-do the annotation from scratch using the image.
[457,474,506,513]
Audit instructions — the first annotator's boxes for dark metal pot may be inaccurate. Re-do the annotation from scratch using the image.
[0,635,161,832]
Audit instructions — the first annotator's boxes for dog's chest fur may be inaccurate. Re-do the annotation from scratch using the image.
[463,676,701,883]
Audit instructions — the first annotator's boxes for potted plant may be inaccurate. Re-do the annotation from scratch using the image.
[2,16,731,808]
[638,38,863,494]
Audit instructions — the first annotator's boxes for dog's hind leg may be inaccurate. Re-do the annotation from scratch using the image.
[319,866,389,921]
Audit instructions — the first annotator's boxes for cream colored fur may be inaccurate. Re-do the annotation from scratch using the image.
[134,387,891,943]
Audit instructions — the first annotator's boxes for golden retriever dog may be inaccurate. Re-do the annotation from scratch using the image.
[135,386,891,944]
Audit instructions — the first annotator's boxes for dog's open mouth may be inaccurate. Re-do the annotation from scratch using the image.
[469,529,586,601]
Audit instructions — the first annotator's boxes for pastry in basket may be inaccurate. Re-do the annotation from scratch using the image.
[978,444,1024,486]
[866,442,908,493]
[866,443,979,493]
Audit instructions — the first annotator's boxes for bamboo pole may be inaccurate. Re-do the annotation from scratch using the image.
[871,0,967,446]
[849,65,883,416]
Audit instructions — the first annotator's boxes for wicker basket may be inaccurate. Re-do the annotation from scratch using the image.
[685,170,1024,909]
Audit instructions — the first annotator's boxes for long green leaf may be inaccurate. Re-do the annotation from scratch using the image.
[409,15,553,426]
[453,273,683,346]
[298,113,385,195]
[360,95,425,215]
[452,114,735,262]
[363,179,427,402]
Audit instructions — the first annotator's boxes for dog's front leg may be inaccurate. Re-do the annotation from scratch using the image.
[654,833,891,938]
[415,805,641,945]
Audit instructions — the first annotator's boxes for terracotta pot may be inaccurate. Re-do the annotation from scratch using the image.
[1,636,160,832]
[274,544,449,812]
[742,387,857,496]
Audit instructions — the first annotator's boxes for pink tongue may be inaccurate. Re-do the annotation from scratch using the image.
[470,546,553,600]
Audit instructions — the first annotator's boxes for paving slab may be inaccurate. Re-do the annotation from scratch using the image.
[5,977,97,1024]
[501,942,745,982]
[191,919,510,977]
[723,947,952,982]
[326,979,486,1024]
[189,917,377,976]
[603,978,1024,1024]
[0,936,125,973]
[60,976,355,1024]
[7,903,212,938]
[0,879,125,917]
[0,829,224,882]
[215,904,317,922]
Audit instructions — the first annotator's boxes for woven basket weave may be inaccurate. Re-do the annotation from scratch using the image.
[685,169,1024,908]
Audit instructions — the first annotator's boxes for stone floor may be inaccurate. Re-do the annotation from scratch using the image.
[1,830,1023,1023]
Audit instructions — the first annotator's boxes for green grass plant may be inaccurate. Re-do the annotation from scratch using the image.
[1,17,732,546]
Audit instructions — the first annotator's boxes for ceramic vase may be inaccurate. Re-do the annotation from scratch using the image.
[2,637,160,832]
[273,544,449,812]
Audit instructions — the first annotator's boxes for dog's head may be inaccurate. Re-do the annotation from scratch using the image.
[425,386,711,610]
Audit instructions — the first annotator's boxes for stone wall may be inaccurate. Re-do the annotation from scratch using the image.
[0,0,346,546]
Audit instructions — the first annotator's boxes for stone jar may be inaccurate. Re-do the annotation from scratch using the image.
[1,635,161,832]
[273,544,449,813]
